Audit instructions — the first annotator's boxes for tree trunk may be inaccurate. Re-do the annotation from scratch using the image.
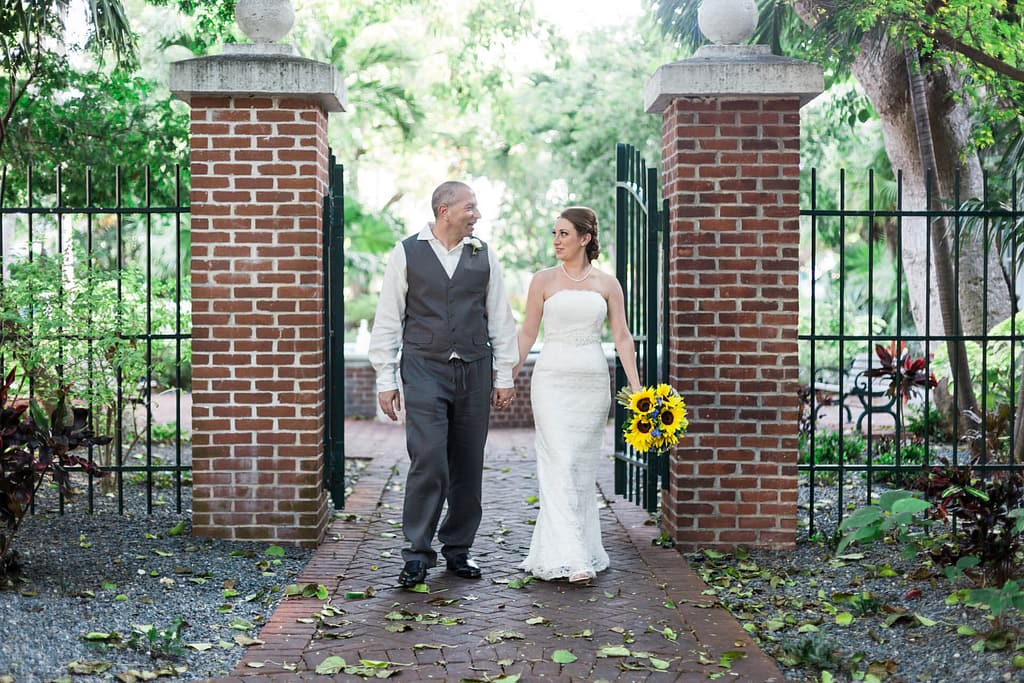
[902,46,980,432]
[849,31,1010,429]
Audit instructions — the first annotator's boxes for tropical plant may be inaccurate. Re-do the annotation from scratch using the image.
[835,489,933,556]
[0,368,110,574]
[914,459,1024,586]
[862,342,938,439]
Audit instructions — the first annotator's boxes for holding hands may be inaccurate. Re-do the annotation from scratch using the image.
[493,386,516,410]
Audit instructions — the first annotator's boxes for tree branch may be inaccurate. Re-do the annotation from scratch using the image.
[925,26,1024,83]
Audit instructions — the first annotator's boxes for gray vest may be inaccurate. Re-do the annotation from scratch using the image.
[402,235,491,363]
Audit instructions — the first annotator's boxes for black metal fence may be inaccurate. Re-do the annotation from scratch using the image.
[800,167,1024,537]
[613,143,669,512]
[0,165,191,514]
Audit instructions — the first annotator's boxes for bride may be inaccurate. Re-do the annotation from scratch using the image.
[513,206,642,583]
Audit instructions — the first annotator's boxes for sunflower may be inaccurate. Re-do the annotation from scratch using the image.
[657,397,688,437]
[653,383,674,400]
[626,387,656,415]
[624,414,655,452]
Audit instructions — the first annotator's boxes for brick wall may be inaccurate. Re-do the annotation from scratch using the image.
[189,96,331,546]
[660,97,801,550]
[343,351,617,429]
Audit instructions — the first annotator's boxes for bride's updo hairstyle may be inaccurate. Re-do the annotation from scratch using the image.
[559,206,600,263]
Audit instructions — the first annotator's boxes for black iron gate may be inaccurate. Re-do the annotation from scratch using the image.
[323,156,346,508]
[613,143,669,512]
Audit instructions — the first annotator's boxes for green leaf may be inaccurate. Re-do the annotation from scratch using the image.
[168,520,186,536]
[649,657,670,670]
[719,650,746,668]
[598,645,630,657]
[890,497,932,515]
[835,612,854,626]
[266,545,286,557]
[552,649,577,664]
[315,656,347,674]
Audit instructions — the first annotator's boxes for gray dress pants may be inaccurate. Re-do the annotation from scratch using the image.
[400,352,492,566]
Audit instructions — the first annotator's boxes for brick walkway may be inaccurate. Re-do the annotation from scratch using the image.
[212,420,784,682]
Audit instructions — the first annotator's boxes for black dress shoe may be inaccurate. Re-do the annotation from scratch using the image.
[398,560,428,588]
[446,554,482,579]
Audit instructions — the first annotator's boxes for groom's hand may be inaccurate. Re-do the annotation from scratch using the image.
[378,390,401,421]
[493,387,516,411]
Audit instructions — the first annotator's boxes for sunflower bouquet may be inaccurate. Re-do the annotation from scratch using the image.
[616,383,688,454]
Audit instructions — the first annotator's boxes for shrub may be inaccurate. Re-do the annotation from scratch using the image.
[0,249,183,484]
[0,368,110,574]
[867,435,928,485]
[799,431,866,466]
[914,459,1024,585]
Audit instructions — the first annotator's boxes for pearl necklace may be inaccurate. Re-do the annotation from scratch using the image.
[560,262,593,282]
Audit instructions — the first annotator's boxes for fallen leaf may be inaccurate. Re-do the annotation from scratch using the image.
[315,656,347,674]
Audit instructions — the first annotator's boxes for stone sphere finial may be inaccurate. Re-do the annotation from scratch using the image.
[698,0,759,45]
[235,0,295,44]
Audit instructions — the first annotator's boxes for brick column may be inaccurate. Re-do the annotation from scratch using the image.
[170,36,345,545]
[645,44,822,550]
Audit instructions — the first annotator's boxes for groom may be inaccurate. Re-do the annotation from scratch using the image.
[368,180,519,588]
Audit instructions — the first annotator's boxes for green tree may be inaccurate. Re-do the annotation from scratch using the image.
[480,20,673,273]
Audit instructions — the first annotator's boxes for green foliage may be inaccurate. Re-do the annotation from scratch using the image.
[916,462,1024,585]
[867,436,928,485]
[799,431,866,466]
[905,406,949,442]
[0,250,149,414]
[933,312,1024,413]
[1,69,189,207]
[1,0,138,157]
[0,246,185,472]
[969,581,1024,619]
[777,633,840,669]
[481,21,672,273]
[150,422,187,445]
[835,490,933,555]
[127,618,187,658]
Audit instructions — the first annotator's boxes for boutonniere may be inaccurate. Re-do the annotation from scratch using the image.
[467,237,484,255]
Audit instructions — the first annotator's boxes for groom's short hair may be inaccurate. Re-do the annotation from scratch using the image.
[431,181,471,218]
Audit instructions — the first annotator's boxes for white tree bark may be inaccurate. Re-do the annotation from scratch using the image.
[851,33,1010,343]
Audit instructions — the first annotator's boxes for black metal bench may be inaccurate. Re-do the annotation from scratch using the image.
[812,354,898,432]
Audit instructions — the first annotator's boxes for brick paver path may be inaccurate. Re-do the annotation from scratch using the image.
[213,420,783,682]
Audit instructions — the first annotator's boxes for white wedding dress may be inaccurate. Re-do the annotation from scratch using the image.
[519,289,611,580]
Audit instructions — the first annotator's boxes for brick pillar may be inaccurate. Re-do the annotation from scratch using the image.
[170,36,345,545]
[644,44,822,550]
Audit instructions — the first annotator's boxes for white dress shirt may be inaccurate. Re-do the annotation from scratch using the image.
[368,224,519,393]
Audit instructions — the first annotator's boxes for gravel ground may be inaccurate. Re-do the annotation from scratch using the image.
[0,450,316,683]
[693,472,1024,683]
[4,444,1024,683]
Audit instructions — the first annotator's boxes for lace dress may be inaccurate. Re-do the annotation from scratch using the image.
[519,289,611,580]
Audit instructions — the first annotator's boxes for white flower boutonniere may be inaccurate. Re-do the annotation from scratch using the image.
[467,237,484,255]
